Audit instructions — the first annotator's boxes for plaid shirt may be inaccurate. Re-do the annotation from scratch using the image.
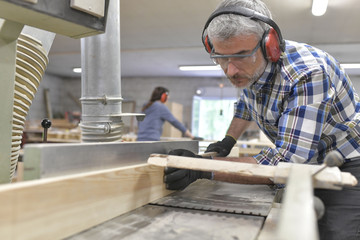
[235,40,360,165]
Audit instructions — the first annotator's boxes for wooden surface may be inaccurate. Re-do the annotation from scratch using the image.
[0,164,172,239]
[276,165,318,240]
[122,100,136,133]
[257,205,281,240]
[162,101,183,138]
[149,153,277,177]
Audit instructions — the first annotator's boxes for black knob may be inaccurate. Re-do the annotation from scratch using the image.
[41,118,51,143]
[41,118,52,129]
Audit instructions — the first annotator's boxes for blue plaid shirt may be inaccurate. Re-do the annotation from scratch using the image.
[235,40,360,165]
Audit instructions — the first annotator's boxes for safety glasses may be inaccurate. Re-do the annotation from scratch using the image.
[210,41,261,67]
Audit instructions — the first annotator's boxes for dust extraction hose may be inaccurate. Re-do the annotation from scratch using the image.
[10,33,48,180]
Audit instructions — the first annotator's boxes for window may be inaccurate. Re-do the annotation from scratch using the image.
[192,96,237,140]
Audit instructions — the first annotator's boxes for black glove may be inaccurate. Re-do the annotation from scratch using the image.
[205,135,236,157]
[164,149,212,190]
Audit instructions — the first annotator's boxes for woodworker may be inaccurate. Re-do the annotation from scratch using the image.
[164,0,360,239]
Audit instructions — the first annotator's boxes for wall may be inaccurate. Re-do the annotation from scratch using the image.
[26,73,360,131]
[121,76,237,131]
[26,74,236,132]
[352,76,360,92]
[26,74,69,123]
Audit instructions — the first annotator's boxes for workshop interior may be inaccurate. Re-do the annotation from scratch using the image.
[0,0,359,239]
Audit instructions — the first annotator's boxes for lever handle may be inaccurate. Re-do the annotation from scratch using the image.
[41,118,52,143]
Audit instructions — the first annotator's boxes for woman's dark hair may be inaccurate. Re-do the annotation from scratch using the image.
[142,86,169,112]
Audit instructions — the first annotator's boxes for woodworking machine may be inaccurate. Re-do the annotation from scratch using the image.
[5,138,352,240]
[0,1,355,240]
[68,180,279,240]
[21,140,280,240]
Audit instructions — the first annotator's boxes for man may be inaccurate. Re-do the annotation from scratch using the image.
[164,0,360,239]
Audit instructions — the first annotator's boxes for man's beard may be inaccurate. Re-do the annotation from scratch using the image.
[227,60,267,89]
[228,73,257,89]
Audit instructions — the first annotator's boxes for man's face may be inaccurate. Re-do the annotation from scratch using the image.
[211,34,267,88]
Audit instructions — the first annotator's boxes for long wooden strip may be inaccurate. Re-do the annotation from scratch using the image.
[148,154,358,189]
[149,153,277,178]
[0,163,172,240]
[276,165,318,240]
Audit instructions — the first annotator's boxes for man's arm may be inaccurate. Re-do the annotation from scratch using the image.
[206,117,273,183]
[205,117,253,156]
[226,117,252,139]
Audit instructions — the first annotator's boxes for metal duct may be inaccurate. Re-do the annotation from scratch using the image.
[80,0,123,142]
[11,27,55,180]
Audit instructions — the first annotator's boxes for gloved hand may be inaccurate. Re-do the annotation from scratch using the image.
[205,135,236,157]
[164,149,212,190]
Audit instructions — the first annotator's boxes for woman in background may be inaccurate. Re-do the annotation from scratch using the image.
[137,86,195,141]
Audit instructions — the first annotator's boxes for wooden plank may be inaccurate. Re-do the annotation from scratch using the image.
[0,163,172,240]
[148,154,358,189]
[276,165,319,240]
[162,101,183,138]
[149,153,276,178]
[257,205,281,240]
[43,88,52,119]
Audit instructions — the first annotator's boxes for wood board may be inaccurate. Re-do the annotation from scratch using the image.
[0,164,172,239]
[161,101,183,138]
[148,154,358,190]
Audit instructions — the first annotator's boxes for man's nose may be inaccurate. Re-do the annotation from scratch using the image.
[226,61,239,76]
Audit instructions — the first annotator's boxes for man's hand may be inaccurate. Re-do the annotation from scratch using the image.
[164,149,212,190]
[205,135,236,157]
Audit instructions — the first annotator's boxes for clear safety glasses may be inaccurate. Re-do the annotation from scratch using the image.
[210,41,261,68]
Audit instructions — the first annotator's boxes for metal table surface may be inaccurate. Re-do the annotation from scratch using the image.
[68,180,278,240]
[23,141,198,180]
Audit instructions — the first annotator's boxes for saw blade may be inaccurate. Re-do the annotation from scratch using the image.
[67,204,265,240]
[151,179,277,217]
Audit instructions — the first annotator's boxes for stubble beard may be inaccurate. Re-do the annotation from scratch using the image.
[228,60,267,89]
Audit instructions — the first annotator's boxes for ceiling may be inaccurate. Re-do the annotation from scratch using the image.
[46,0,360,78]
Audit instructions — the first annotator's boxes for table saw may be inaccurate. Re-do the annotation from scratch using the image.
[3,140,354,240]
[67,180,280,240]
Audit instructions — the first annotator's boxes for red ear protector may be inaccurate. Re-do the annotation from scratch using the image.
[201,6,285,62]
[160,92,168,103]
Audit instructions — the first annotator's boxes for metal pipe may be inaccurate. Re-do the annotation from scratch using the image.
[0,19,23,183]
[80,0,123,142]
[21,26,55,54]
[0,25,55,182]
[9,30,53,180]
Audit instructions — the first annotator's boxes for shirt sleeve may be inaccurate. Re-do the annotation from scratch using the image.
[160,104,187,133]
[254,67,335,165]
[234,95,253,121]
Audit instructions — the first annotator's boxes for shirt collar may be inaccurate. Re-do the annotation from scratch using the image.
[251,61,278,91]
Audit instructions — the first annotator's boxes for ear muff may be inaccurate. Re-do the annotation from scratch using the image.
[203,34,213,53]
[202,6,285,62]
[261,28,281,62]
[160,92,168,103]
